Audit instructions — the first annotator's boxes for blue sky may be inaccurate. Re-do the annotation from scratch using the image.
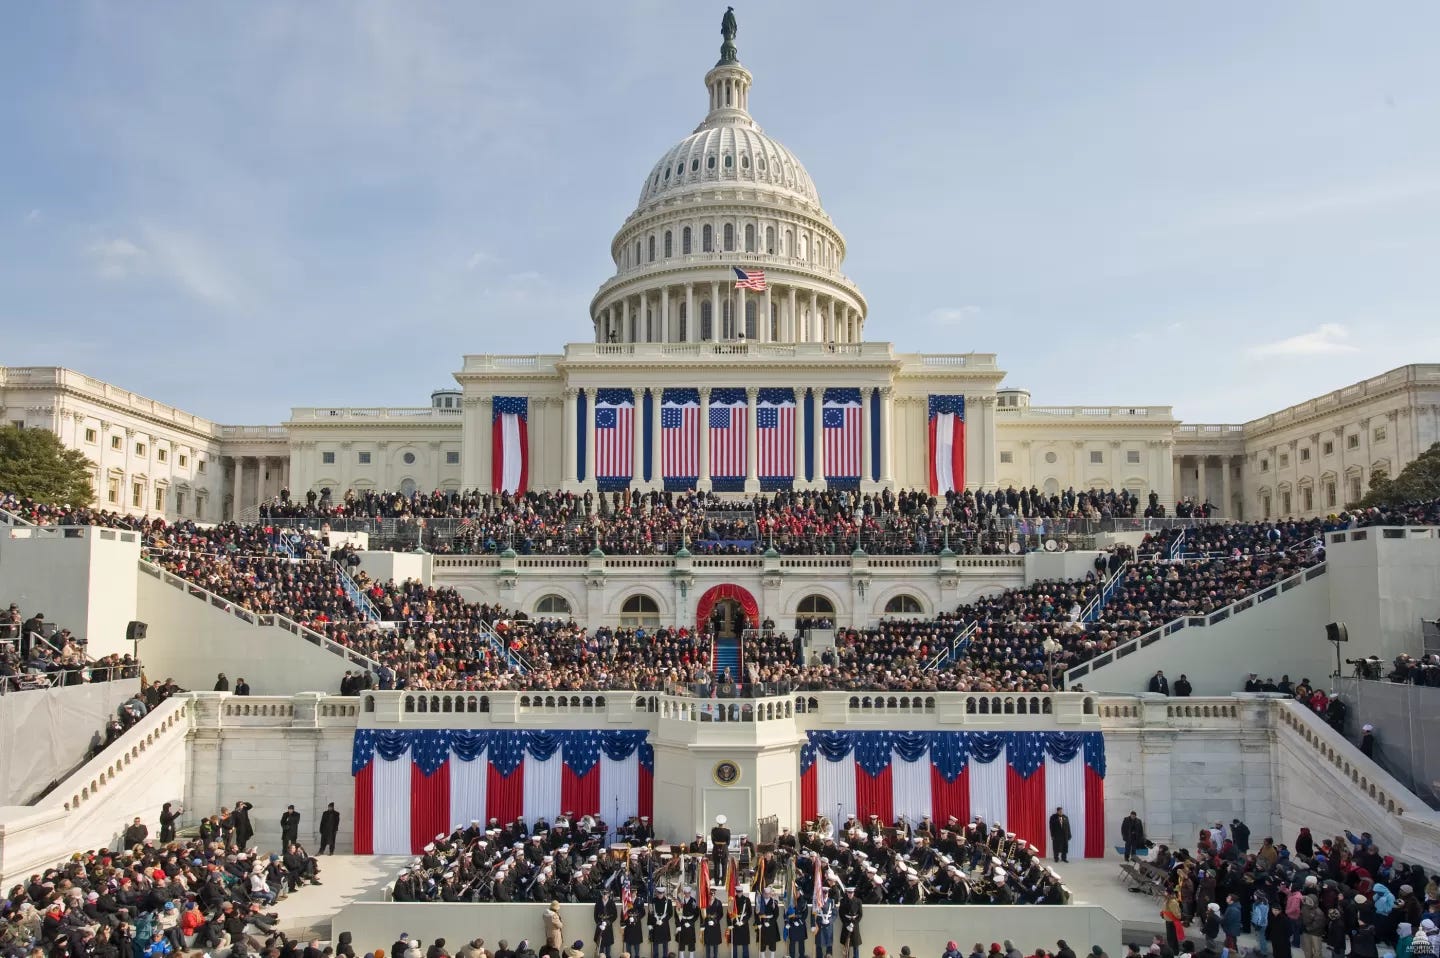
[3,2,1438,425]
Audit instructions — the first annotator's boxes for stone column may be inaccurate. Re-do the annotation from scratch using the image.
[584,387,597,488]
[621,299,631,343]
[744,386,760,493]
[813,388,827,487]
[697,387,712,492]
[685,284,695,343]
[794,388,809,488]
[652,388,666,490]
[880,387,896,486]
[828,298,837,344]
[710,282,720,341]
[809,291,820,343]
[660,287,669,344]
[1220,455,1234,517]
[632,387,646,486]
[737,286,747,339]
[563,389,579,489]
[787,287,798,342]
[475,396,494,492]
[1196,455,1209,507]
[762,286,773,343]
[230,456,243,520]
[1172,456,1184,509]
[859,386,874,489]
[529,397,544,490]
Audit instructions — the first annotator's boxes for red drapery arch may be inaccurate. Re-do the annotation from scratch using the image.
[695,583,760,632]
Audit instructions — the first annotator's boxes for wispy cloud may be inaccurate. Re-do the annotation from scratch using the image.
[25,209,41,224]
[138,225,244,310]
[466,250,498,272]
[927,305,981,325]
[87,237,146,279]
[1246,323,1359,359]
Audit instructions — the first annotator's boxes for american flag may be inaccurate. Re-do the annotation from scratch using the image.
[661,388,699,481]
[708,388,747,480]
[1007,730,1047,780]
[595,389,634,480]
[755,388,795,481]
[733,266,767,291]
[822,388,862,480]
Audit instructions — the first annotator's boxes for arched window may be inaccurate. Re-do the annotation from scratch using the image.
[770,303,780,341]
[702,225,714,253]
[682,227,692,255]
[766,226,775,254]
[648,235,656,262]
[783,229,792,255]
[796,594,835,630]
[724,153,733,169]
[679,301,688,342]
[701,301,713,340]
[664,231,673,258]
[535,594,572,616]
[744,300,756,339]
[798,234,809,260]
[884,594,924,615]
[635,241,641,265]
[621,594,661,629]
[723,223,735,252]
[745,224,756,252]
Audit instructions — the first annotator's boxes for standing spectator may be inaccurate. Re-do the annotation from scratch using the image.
[235,677,251,696]
[1222,895,1243,950]
[1048,807,1072,864]
[319,802,341,854]
[1122,811,1146,862]
[1201,903,1222,952]
[1360,724,1376,758]
[1173,675,1193,697]
[545,901,564,954]
[1266,902,1291,958]
[214,673,229,692]
[232,800,255,847]
[1231,819,1251,854]
[158,802,182,844]
[281,805,301,845]
[1148,671,1170,695]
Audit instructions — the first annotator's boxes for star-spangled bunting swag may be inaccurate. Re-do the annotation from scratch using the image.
[799,730,1106,858]
[351,729,654,855]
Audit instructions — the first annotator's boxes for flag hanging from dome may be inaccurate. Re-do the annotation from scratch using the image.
[351,728,654,855]
[733,267,767,291]
[492,396,529,495]
[798,730,1106,858]
[927,395,965,495]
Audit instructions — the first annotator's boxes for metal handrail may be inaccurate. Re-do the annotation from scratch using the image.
[333,561,382,623]
[923,620,978,671]
[0,666,136,694]
[137,559,386,675]
[1064,561,1329,684]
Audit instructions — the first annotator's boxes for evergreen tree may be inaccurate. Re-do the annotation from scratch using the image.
[0,425,95,507]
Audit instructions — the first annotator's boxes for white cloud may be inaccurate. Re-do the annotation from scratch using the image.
[1245,323,1359,359]
[138,225,244,309]
[927,305,981,325]
[25,209,41,224]
[466,250,498,271]
[88,237,147,279]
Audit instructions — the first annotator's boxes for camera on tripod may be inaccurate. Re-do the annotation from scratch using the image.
[1345,656,1382,680]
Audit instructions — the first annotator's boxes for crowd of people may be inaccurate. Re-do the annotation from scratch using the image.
[4,488,1439,696]
[1137,820,1440,958]
[0,803,324,958]
[0,604,138,693]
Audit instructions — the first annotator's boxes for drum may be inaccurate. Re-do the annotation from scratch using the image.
[610,844,630,862]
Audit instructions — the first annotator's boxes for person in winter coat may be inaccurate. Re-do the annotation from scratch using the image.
[1201,903,1222,953]
[756,890,781,957]
[1351,917,1380,958]
[1222,896,1244,950]
[158,804,181,844]
[783,906,808,958]
[702,896,725,958]
[1266,904,1292,958]
[623,904,646,956]
[544,902,565,952]
[1295,829,1315,859]
[1251,895,1271,957]
[594,892,618,958]
[677,893,701,958]
[731,892,754,958]
[1325,909,1347,957]
[567,941,587,958]
[1398,923,1415,958]
[837,890,862,958]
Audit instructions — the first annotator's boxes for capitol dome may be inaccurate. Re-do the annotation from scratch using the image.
[589,22,866,347]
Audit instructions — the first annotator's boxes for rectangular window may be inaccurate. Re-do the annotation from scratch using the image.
[154,487,166,512]
[179,454,187,468]
[157,448,166,463]
[175,491,186,516]
[1349,477,1362,502]
[1127,450,1141,464]
[1281,491,1292,515]
[1302,488,1313,512]
[1323,441,1334,456]
[1374,425,1387,442]
[1090,450,1103,464]
[84,428,97,443]
[1279,453,1289,468]
[135,443,146,457]
[107,478,120,504]
[1260,459,1269,472]
[1347,434,1360,449]
[1300,448,1311,462]
[132,482,144,508]
[1325,483,1336,508]
[197,459,206,473]
[358,451,372,465]
[111,436,122,450]
[999,451,1013,464]
[321,451,336,465]
[446,451,460,465]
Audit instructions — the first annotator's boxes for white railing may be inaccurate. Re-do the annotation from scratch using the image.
[219,424,289,439]
[0,506,34,528]
[288,407,462,421]
[996,405,1173,418]
[334,561,382,623]
[923,620,978,671]
[137,560,385,673]
[1064,562,1329,684]
[42,696,191,814]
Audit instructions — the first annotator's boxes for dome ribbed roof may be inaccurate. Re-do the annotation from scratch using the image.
[638,123,821,209]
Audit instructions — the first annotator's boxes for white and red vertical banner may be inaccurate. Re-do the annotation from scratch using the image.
[799,731,1105,858]
[708,387,748,491]
[661,388,700,488]
[594,389,635,487]
[492,396,529,495]
[353,729,654,854]
[822,387,862,483]
[927,394,965,495]
[755,388,796,486]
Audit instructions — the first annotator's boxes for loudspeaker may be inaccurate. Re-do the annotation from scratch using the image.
[1325,621,1349,644]
[126,621,148,642]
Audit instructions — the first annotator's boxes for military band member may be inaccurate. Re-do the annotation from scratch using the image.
[594,889,618,958]
[711,815,732,875]
[676,889,701,958]
[704,889,726,958]
[837,888,862,958]
[624,899,646,954]
[813,885,836,958]
[730,888,754,958]
[756,887,781,958]
[784,899,809,958]
[649,890,674,958]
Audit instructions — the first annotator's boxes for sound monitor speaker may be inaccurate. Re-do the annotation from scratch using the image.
[1325,621,1349,643]
[126,621,148,642]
